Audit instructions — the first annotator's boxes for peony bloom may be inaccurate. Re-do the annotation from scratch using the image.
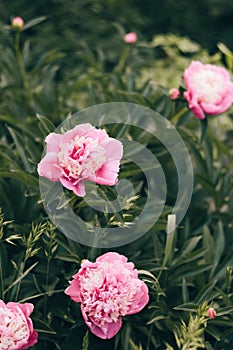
[124,32,137,44]
[11,17,24,30]
[169,88,180,100]
[0,300,38,349]
[65,252,149,339]
[207,307,216,319]
[183,61,233,119]
[37,123,123,197]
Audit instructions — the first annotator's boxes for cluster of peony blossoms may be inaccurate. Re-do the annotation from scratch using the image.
[183,61,233,120]
[0,300,37,350]
[65,252,149,339]
[37,123,123,197]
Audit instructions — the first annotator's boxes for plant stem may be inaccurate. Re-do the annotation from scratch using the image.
[15,260,25,301]
[43,254,51,318]
[14,31,33,99]
[115,46,130,73]
[170,106,189,123]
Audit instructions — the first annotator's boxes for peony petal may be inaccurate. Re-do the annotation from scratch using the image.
[190,104,206,120]
[14,302,34,318]
[60,177,86,196]
[94,160,121,185]
[45,132,63,153]
[21,330,38,349]
[96,252,128,264]
[202,82,233,115]
[82,307,122,339]
[65,277,82,302]
[101,138,123,161]
[126,283,149,314]
[184,91,206,120]
[82,127,109,143]
[62,123,94,144]
[37,152,62,181]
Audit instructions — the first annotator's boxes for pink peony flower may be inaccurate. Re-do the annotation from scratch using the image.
[124,32,137,44]
[65,252,149,339]
[207,307,216,319]
[183,61,233,119]
[37,123,123,197]
[169,88,180,100]
[0,300,38,349]
[11,17,24,30]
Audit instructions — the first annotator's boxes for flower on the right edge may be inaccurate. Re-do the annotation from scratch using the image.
[183,61,233,119]
[65,252,149,339]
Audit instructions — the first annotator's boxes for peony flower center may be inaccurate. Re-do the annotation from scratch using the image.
[191,69,224,104]
[0,306,29,349]
[58,136,106,179]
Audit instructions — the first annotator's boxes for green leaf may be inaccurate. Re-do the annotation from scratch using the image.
[194,280,216,304]
[82,330,89,350]
[213,221,225,266]
[34,318,57,335]
[36,113,56,136]
[3,261,38,297]
[215,306,233,316]
[182,278,189,303]
[200,117,208,143]
[0,243,7,299]
[217,42,233,70]
[7,127,34,172]
[163,214,177,266]
[22,16,48,31]
[55,253,81,263]
[203,225,215,264]
[0,169,38,193]
[147,315,167,325]
[173,302,197,312]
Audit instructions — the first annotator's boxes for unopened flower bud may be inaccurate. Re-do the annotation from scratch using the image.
[124,32,137,44]
[11,16,24,30]
[208,307,216,319]
[169,88,180,100]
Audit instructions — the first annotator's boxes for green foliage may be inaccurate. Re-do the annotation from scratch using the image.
[0,3,233,350]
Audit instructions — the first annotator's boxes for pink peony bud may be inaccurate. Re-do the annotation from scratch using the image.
[169,88,180,100]
[208,307,216,319]
[124,32,137,44]
[11,16,24,30]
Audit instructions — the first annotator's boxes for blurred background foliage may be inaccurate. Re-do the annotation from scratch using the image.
[1,0,233,53]
[0,0,233,349]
